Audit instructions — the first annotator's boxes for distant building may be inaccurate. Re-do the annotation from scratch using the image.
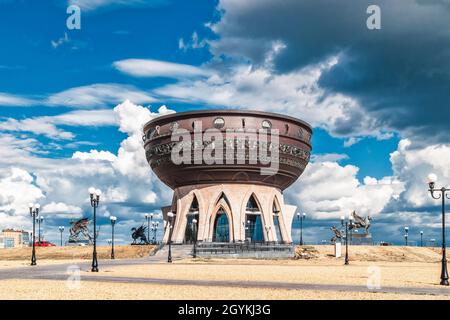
[0,229,31,248]
[21,230,30,245]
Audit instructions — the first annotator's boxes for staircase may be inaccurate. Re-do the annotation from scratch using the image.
[195,242,295,259]
[152,242,295,260]
[154,244,194,261]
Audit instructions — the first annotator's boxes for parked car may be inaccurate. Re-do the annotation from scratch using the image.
[35,241,56,247]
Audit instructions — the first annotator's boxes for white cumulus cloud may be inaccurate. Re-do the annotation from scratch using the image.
[155,58,385,140]
[0,92,36,107]
[286,161,404,220]
[45,83,156,108]
[42,202,83,218]
[0,168,45,230]
[391,139,450,207]
[0,101,174,235]
[72,150,117,162]
[113,59,211,78]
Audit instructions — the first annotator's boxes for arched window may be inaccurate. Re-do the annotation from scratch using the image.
[213,208,229,242]
[216,192,231,208]
[190,195,199,212]
[245,194,264,242]
[272,199,283,243]
[246,195,259,212]
[184,195,199,244]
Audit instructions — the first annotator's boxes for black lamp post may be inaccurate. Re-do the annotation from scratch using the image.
[404,226,409,246]
[37,215,44,244]
[151,221,159,244]
[192,218,197,258]
[420,231,424,247]
[145,213,153,244]
[28,203,40,266]
[110,216,117,259]
[427,173,449,286]
[89,187,101,272]
[167,212,175,263]
[58,226,64,246]
[341,215,354,265]
[297,212,306,245]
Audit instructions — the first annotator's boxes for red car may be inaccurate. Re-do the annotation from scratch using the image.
[34,241,56,247]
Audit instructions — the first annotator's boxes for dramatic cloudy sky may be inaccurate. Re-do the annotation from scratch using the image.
[0,0,449,245]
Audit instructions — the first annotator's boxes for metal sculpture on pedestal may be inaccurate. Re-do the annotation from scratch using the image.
[349,211,373,245]
[68,218,93,245]
[131,225,150,245]
[351,211,372,232]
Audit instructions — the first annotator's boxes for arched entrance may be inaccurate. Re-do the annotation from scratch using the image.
[213,208,229,242]
[184,195,199,244]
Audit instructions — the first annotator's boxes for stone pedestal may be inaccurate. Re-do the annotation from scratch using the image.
[162,183,296,244]
[350,232,373,245]
[334,242,342,258]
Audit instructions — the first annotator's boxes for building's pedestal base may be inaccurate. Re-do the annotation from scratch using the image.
[162,183,297,245]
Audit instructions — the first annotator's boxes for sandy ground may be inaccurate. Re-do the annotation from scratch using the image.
[0,245,156,262]
[0,279,447,300]
[295,245,442,263]
[87,260,442,289]
[0,244,440,263]
[0,245,448,299]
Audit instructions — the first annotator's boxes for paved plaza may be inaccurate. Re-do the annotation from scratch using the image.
[0,245,449,299]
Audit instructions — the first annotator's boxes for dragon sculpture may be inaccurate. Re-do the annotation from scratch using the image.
[351,211,372,234]
[131,225,150,245]
[330,226,343,244]
[69,218,93,244]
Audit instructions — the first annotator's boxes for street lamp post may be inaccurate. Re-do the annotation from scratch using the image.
[58,226,64,246]
[110,216,117,259]
[427,173,449,286]
[37,216,44,244]
[404,227,409,246]
[341,215,354,265]
[28,203,40,266]
[192,218,197,258]
[167,212,175,263]
[297,212,306,245]
[145,213,153,244]
[420,231,424,247]
[154,221,159,244]
[302,212,306,244]
[151,221,159,245]
[89,187,101,272]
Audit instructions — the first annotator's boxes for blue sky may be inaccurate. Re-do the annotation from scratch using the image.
[0,0,449,246]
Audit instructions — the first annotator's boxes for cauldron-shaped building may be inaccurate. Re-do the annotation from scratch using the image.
[143,110,312,244]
